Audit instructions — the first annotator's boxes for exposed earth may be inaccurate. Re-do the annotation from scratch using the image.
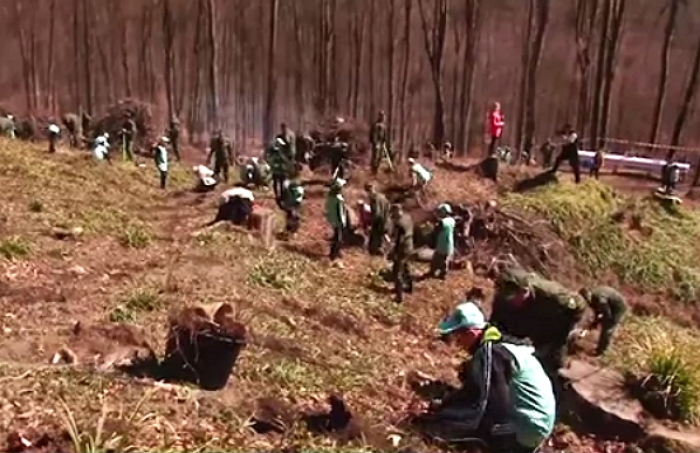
[0,139,699,452]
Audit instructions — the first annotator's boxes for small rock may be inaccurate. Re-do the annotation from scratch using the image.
[68,265,87,276]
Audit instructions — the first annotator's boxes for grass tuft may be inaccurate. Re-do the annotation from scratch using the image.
[0,235,32,260]
[108,288,162,322]
[118,223,154,249]
[608,316,700,424]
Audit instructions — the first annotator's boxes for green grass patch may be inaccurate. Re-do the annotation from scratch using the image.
[0,235,32,260]
[108,288,162,322]
[608,316,700,424]
[248,254,310,291]
[503,180,700,303]
[118,223,154,249]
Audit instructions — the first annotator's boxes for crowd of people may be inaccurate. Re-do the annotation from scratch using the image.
[0,104,637,453]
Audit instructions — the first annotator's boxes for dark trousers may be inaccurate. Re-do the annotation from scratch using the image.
[488,135,500,156]
[49,138,57,153]
[123,137,135,161]
[597,318,620,356]
[171,137,180,161]
[284,206,301,234]
[330,227,343,260]
[272,174,285,200]
[368,220,385,255]
[159,170,168,189]
[429,251,450,279]
[590,165,600,179]
[392,256,413,303]
[551,151,581,183]
[214,160,229,183]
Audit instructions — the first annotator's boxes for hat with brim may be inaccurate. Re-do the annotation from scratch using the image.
[331,178,347,189]
[438,302,486,335]
[437,203,452,214]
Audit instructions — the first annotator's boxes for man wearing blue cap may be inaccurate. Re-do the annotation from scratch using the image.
[415,302,555,453]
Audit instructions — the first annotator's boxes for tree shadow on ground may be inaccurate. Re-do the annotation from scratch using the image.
[512,171,559,193]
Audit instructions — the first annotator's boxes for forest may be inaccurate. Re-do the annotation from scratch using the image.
[0,0,699,156]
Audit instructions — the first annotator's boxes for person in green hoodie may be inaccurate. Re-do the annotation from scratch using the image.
[365,182,390,255]
[426,203,456,280]
[325,178,348,263]
[415,302,556,453]
[280,179,305,236]
[389,203,414,303]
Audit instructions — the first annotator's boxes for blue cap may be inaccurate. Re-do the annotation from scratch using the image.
[437,302,486,335]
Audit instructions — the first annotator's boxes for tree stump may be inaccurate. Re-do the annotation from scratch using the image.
[161,303,247,391]
[248,207,276,249]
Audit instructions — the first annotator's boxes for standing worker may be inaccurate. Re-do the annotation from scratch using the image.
[365,182,390,256]
[81,112,92,145]
[389,204,414,304]
[324,178,348,265]
[539,138,555,169]
[550,124,581,184]
[121,112,137,161]
[168,115,181,161]
[427,203,455,280]
[590,149,604,179]
[369,110,388,175]
[61,113,81,148]
[0,114,16,139]
[48,123,61,153]
[486,102,505,157]
[579,286,628,356]
[154,137,170,190]
[208,129,232,184]
[280,179,305,237]
[277,123,296,165]
[266,138,291,200]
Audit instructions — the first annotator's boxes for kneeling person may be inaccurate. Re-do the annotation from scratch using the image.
[417,302,555,453]
[215,186,255,225]
[579,286,628,356]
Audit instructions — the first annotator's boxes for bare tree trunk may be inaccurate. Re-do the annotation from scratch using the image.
[649,0,680,145]
[458,0,481,154]
[575,0,598,134]
[589,0,611,151]
[672,33,700,149]
[515,0,535,151]
[263,0,280,141]
[82,0,93,114]
[207,0,220,128]
[523,0,550,150]
[292,1,306,121]
[12,1,32,111]
[47,0,56,111]
[369,0,376,116]
[73,0,82,111]
[387,0,397,139]
[29,7,40,111]
[399,0,413,151]
[599,0,626,143]
[163,0,176,119]
[450,13,463,143]
[121,19,132,98]
[329,0,338,111]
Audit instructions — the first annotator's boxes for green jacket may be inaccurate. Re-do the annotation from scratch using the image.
[435,216,456,256]
[370,121,387,145]
[325,191,346,228]
[589,286,628,325]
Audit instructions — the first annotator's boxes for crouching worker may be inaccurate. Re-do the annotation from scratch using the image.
[280,179,305,236]
[579,286,628,356]
[240,156,271,189]
[408,157,432,193]
[414,302,555,453]
[210,186,255,226]
[192,165,218,192]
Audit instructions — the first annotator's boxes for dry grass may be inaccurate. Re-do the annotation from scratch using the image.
[0,140,694,452]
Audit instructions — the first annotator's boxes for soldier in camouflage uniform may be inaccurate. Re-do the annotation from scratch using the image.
[369,110,388,175]
[490,266,587,376]
[121,112,137,161]
[579,286,628,356]
[208,129,232,183]
[365,182,390,256]
[62,113,81,148]
[389,204,414,304]
[81,112,92,145]
[168,115,181,161]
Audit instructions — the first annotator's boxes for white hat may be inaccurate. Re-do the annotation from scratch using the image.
[408,157,415,164]
[276,137,286,147]
[48,124,60,134]
[7,115,13,120]
[161,136,170,143]
[103,132,110,139]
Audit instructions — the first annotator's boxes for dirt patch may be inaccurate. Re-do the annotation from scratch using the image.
[251,396,297,434]
[5,430,70,453]
[251,333,307,360]
[161,304,247,390]
[301,394,385,446]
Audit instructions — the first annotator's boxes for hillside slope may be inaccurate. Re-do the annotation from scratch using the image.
[0,139,697,451]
